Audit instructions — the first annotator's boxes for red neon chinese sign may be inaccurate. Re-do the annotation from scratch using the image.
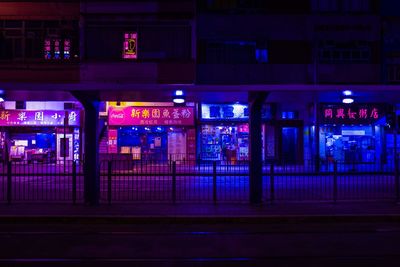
[321,104,384,124]
[123,33,137,59]
[108,106,194,126]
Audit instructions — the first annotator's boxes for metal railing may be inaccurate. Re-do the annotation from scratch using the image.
[0,160,84,203]
[0,158,399,204]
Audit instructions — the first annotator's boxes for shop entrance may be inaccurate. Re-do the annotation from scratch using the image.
[277,121,303,165]
[57,133,73,161]
[281,127,298,164]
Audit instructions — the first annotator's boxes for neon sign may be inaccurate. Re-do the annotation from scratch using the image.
[123,33,137,59]
[201,103,273,120]
[108,106,194,126]
[321,104,386,124]
[44,38,71,60]
[0,110,80,126]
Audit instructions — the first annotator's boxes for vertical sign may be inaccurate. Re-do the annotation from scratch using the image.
[108,129,118,153]
[44,38,51,60]
[187,129,196,161]
[54,39,61,59]
[63,39,71,60]
[123,33,137,59]
[73,128,80,161]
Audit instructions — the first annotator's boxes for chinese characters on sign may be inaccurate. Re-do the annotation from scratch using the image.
[201,103,273,120]
[0,110,80,126]
[44,38,72,60]
[321,105,383,124]
[108,107,194,126]
[123,33,137,59]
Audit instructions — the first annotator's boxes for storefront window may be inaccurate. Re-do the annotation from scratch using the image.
[321,125,376,163]
[200,124,249,161]
[319,103,388,166]
[117,126,189,161]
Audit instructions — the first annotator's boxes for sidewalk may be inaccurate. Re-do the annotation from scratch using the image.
[1,201,400,223]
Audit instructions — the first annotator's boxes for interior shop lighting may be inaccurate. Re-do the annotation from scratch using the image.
[343,90,353,96]
[0,89,5,102]
[342,97,354,104]
[341,90,354,104]
[173,90,185,104]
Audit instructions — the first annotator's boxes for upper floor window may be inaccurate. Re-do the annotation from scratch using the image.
[199,0,310,14]
[199,40,268,64]
[85,24,191,62]
[311,0,371,13]
[0,20,78,62]
[318,40,371,63]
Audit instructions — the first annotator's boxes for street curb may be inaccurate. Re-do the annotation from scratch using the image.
[2,214,400,224]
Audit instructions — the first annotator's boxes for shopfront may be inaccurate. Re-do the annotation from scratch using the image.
[107,105,196,161]
[319,104,389,165]
[0,109,81,163]
[199,103,274,162]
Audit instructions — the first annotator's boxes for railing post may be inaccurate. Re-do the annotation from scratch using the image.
[72,160,77,205]
[213,161,217,204]
[108,160,112,205]
[333,161,338,204]
[7,161,11,204]
[169,154,172,172]
[270,163,275,204]
[172,161,176,204]
[395,156,400,203]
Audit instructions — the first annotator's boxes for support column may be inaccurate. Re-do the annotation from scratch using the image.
[73,91,100,206]
[249,91,268,205]
[315,102,320,172]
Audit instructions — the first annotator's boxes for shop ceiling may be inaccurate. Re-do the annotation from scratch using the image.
[2,84,400,104]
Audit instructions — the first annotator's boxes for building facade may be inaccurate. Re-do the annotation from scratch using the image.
[1,0,400,204]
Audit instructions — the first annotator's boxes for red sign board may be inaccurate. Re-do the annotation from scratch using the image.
[0,110,80,126]
[108,129,118,153]
[108,106,194,126]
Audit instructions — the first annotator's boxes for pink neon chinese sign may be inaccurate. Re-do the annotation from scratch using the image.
[108,106,194,126]
[123,33,137,59]
[0,110,80,126]
[321,104,385,124]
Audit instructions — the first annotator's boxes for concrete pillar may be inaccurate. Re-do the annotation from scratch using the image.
[73,91,100,205]
[248,91,268,205]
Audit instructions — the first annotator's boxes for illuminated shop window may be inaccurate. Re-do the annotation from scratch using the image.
[123,32,137,59]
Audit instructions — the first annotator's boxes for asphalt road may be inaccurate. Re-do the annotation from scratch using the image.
[1,220,400,266]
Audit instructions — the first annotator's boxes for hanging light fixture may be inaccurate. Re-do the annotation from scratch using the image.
[0,89,5,102]
[172,90,185,104]
[341,90,354,104]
